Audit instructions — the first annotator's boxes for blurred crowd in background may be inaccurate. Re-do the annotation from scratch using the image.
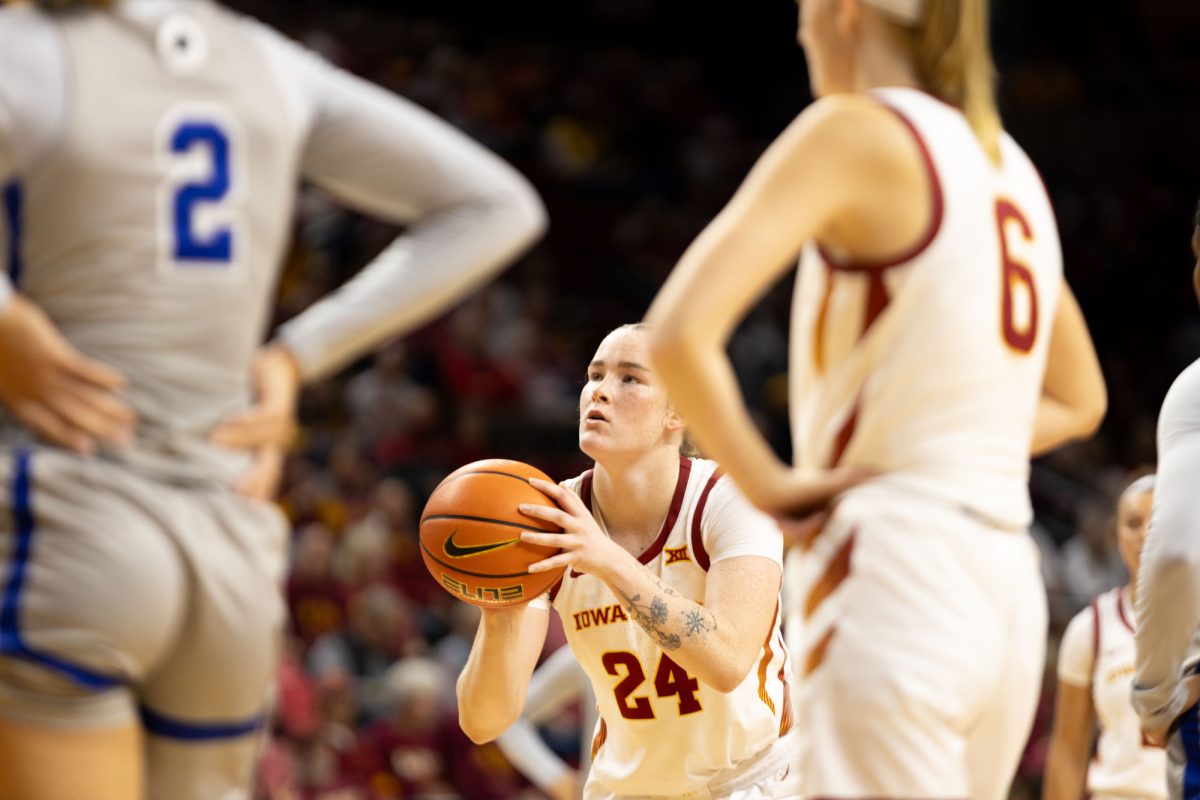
[215,1,1200,797]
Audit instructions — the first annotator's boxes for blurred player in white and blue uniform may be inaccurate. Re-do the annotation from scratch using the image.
[1133,206,1200,800]
[0,1,546,798]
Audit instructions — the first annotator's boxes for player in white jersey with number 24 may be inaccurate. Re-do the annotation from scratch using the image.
[457,324,798,799]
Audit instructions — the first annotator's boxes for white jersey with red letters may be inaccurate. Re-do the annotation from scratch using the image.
[790,87,1063,530]
[1060,587,1168,800]
[545,457,793,798]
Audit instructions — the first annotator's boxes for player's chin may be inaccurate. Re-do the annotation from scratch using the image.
[578,429,615,459]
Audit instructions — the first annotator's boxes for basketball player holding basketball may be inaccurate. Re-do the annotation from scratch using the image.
[0,1,545,798]
[644,0,1107,796]
[1045,475,1166,800]
[457,324,798,800]
[1133,207,1200,799]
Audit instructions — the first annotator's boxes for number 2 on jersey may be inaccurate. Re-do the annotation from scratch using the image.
[996,200,1038,353]
[170,122,232,262]
[602,651,702,720]
[158,106,242,274]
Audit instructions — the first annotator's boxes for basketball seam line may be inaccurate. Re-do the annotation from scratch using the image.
[420,513,556,532]
[441,470,541,485]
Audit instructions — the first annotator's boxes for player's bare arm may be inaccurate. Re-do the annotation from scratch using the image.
[1041,680,1093,800]
[1030,280,1106,456]
[643,96,919,515]
[521,478,779,693]
[456,601,550,744]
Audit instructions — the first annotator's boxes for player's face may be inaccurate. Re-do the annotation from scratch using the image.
[1115,488,1153,578]
[579,329,682,461]
[796,0,858,97]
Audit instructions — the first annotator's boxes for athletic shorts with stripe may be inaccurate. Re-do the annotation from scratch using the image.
[795,484,1047,800]
[0,446,289,800]
[1167,699,1200,799]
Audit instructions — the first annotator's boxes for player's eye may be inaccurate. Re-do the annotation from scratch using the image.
[588,372,603,382]
[622,374,639,384]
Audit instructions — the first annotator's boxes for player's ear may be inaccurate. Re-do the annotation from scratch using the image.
[663,407,687,434]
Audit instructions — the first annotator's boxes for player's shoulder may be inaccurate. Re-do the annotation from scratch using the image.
[1062,598,1101,653]
[1159,357,1200,437]
[790,92,923,158]
[220,6,329,80]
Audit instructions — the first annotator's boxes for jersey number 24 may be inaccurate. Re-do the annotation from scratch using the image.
[603,651,702,720]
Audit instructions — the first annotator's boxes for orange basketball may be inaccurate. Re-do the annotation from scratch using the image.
[420,459,565,608]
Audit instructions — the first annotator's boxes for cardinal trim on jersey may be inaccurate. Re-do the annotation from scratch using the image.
[443,530,521,558]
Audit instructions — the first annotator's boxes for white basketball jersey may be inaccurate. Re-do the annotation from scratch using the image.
[550,457,791,797]
[791,88,1062,529]
[0,0,541,484]
[1059,588,1168,799]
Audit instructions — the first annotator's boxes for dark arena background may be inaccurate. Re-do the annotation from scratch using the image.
[219,1,1200,796]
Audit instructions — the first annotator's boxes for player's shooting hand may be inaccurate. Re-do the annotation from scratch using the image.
[210,343,301,500]
[0,293,136,455]
[519,478,634,580]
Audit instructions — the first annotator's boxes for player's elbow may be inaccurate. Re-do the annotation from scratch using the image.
[456,704,517,745]
[497,178,548,254]
[456,677,524,744]
[707,659,754,694]
[644,316,704,375]
[1073,385,1107,439]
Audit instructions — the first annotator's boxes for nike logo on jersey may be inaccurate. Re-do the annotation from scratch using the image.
[443,530,519,558]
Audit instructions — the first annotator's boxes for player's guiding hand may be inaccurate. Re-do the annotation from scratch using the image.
[0,294,136,455]
[1143,673,1200,747]
[520,478,636,579]
[210,342,301,501]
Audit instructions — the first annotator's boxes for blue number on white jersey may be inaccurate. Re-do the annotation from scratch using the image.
[157,104,245,279]
[171,122,231,262]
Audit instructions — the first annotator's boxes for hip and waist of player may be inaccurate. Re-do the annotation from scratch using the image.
[0,414,252,490]
[824,469,1033,536]
[591,726,800,800]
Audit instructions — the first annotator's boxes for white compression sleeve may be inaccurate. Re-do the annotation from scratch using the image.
[265,33,546,380]
[1133,357,1200,730]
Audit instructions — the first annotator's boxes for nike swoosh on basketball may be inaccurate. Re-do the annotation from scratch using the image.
[443,529,520,558]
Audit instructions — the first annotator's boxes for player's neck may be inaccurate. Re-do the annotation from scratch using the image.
[853,36,922,95]
[591,449,682,544]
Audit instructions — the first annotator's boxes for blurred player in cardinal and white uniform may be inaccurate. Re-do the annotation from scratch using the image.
[0,1,545,798]
[457,324,798,800]
[1133,206,1200,800]
[645,0,1108,796]
[1045,475,1166,800]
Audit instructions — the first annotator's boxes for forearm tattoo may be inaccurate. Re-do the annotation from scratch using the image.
[618,581,717,651]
